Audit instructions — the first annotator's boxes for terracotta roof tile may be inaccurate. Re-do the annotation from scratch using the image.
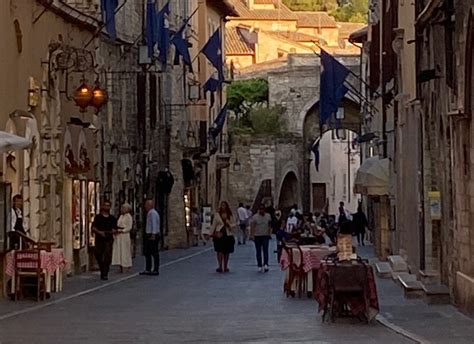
[226,26,255,55]
[337,22,367,38]
[296,12,338,28]
[271,30,319,42]
[228,0,297,20]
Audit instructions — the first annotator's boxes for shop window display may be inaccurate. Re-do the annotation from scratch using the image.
[88,182,100,247]
[72,180,82,249]
[73,180,100,250]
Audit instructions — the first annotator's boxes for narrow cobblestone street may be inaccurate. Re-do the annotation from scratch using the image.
[0,242,413,344]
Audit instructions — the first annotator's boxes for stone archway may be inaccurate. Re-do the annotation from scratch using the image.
[277,171,299,216]
[299,96,362,212]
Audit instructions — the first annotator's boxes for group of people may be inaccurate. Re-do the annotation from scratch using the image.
[210,201,282,273]
[207,199,371,274]
[91,199,161,280]
[281,202,369,247]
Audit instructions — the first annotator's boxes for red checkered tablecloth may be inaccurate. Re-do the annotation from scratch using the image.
[280,246,335,273]
[5,249,66,276]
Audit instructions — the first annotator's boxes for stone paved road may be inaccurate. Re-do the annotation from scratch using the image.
[0,242,413,344]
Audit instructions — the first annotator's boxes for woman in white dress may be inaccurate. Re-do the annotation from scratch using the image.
[112,203,133,272]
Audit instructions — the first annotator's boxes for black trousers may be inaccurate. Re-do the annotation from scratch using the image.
[254,236,270,267]
[95,239,113,277]
[144,235,160,272]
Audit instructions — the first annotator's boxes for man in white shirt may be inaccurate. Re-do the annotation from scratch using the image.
[286,212,298,232]
[237,203,248,245]
[140,200,161,276]
[9,194,27,249]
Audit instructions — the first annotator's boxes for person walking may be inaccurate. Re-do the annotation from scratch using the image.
[353,204,368,246]
[250,204,272,273]
[191,207,202,246]
[112,203,133,273]
[211,201,235,273]
[92,200,118,280]
[237,202,248,245]
[140,200,160,276]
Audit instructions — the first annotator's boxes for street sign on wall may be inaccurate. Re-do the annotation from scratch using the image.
[428,191,441,220]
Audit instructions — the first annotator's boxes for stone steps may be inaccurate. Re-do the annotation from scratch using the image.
[419,270,440,285]
[423,284,450,305]
[388,255,408,272]
[392,271,410,282]
[398,274,424,299]
[375,262,392,278]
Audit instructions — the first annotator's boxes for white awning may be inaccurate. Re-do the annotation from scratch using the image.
[354,157,389,195]
[0,131,32,153]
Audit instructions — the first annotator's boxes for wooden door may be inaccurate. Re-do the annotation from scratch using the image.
[312,183,326,213]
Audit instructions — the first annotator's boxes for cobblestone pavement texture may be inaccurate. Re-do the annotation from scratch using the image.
[0,241,416,344]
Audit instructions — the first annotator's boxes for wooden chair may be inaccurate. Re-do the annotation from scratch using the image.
[328,262,369,322]
[14,249,47,301]
[283,242,306,298]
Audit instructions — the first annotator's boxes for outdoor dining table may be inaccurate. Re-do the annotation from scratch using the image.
[280,245,336,295]
[4,248,66,295]
[315,260,379,321]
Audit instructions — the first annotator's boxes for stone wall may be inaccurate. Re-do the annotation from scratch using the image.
[228,135,303,213]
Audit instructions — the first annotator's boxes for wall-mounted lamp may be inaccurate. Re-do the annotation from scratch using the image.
[188,81,201,103]
[233,158,241,172]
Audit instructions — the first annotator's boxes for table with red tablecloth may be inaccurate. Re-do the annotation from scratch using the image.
[5,249,66,294]
[315,261,379,321]
[280,245,336,294]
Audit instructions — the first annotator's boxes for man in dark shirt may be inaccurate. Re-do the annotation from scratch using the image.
[92,200,118,280]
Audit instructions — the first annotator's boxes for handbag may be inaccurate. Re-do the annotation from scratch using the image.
[214,227,225,239]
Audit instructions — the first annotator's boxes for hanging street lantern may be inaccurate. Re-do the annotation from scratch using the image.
[91,83,108,110]
[73,82,93,111]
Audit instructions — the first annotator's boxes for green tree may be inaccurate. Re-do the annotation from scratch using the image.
[249,105,287,136]
[227,78,269,126]
[330,0,368,23]
[283,0,338,12]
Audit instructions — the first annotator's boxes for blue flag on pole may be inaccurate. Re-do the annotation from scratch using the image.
[101,0,118,40]
[202,28,224,82]
[145,1,157,57]
[157,2,170,65]
[311,137,321,172]
[319,49,350,127]
[211,104,228,139]
[171,22,193,72]
[203,77,220,107]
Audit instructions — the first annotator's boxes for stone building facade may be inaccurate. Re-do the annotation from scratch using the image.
[225,0,364,71]
[0,0,139,278]
[229,54,362,215]
[357,0,474,314]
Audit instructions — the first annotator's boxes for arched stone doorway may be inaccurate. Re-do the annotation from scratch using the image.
[298,96,362,212]
[278,171,299,216]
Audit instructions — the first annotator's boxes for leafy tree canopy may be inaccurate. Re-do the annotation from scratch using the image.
[232,105,287,137]
[227,78,269,115]
[282,0,368,23]
[282,0,338,12]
